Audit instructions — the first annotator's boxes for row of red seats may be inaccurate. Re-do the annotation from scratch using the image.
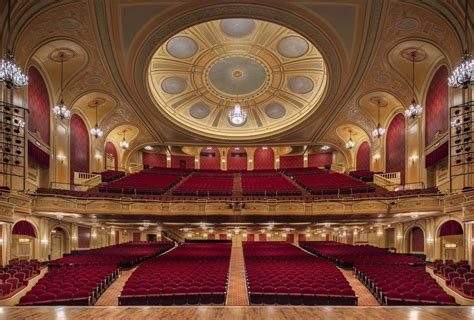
[18,266,118,306]
[433,259,474,297]
[349,170,380,182]
[291,172,375,195]
[241,176,301,196]
[300,241,423,267]
[243,242,357,305]
[280,167,327,176]
[94,170,125,183]
[119,243,231,305]
[0,259,40,298]
[99,172,184,195]
[173,176,233,196]
[49,241,174,267]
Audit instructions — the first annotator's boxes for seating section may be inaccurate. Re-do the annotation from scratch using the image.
[433,259,474,297]
[290,172,375,195]
[18,266,118,306]
[173,171,233,196]
[96,170,126,183]
[243,242,357,305]
[98,169,189,195]
[241,171,301,196]
[300,241,423,267]
[0,259,41,298]
[301,241,456,306]
[349,170,380,182]
[119,243,231,305]
[49,241,174,268]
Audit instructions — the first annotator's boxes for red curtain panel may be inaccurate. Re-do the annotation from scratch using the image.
[132,232,141,242]
[28,66,50,145]
[70,114,90,183]
[410,227,424,252]
[439,220,463,237]
[386,113,406,184]
[425,66,448,146]
[12,221,36,238]
[356,141,370,170]
[105,141,118,170]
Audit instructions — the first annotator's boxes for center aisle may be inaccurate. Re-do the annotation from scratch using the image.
[95,267,137,306]
[226,246,249,306]
[338,268,380,306]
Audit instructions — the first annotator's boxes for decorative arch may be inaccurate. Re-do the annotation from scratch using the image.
[254,147,274,170]
[385,113,405,183]
[200,147,220,170]
[227,147,247,171]
[425,65,448,146]
[356,141,370,170]
[70,114,90,183]
[438,220,463,237]
[407,226,424,253]
[105,141,119,170]
[27,66,51,146]
[12,220,37,238]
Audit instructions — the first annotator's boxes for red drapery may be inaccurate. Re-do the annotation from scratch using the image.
[247,234,255,241]
[425,66,448,146]
[386,113,406,184]
[28,66,50,145]
[105,141,118,170]
[425,141,448,168]
[219,234,227,240]
[12,221,36,238]
[132,232,141,242]
[298,234,306,242]
[439,220,463,236]
[78,226,91,248]
[115,230,120,244]
[286,234,294,243]
[28,140,49,168]
[70,115,90,184]
[258,233,267,242]
[346,232,353,245]
[356,141,370,170]
[410,227,424,252]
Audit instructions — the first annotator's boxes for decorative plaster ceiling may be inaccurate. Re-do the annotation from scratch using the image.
[147,18,327,140]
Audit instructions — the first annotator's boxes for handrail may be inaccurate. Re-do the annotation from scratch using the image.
[129,163,143,174]
[74,172,101,190]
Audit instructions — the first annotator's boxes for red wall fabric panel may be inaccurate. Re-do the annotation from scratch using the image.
[70,115,90,183]
[171,155,195,169]
[132,232,141,242]
[298,234,306,242]
[247,234,255,241]
[286,234,294,243]
[115,230,120,244]
[425,66,448,146]
[308,153,332,167]
[142,152,166,168]
[227,147,247,171]
[77,226,91,249]
[254,147,274,170]
[207,234,215,240]
[356,141,371,170]
[200,147,220,170]
[439,220,463,236]
[12,221,36,237]
[410,227,424,252]
[28,140,49,168]
[219,234,227,240]
[258,233,267,242]
[105,141,118,170]
[425,141,448,168]
[280,155,304,169]
[28,67,50,145]
[386,113,406,184]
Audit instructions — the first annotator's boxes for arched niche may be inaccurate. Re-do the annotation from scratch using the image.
[50,226,71,260]
[437,220,464,261]
[406,226,424,254]
[11,220,38,260]
[356,141,371,171]
[105,141,118,171]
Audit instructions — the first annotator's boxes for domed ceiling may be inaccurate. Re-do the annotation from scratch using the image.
[147,18,327,140]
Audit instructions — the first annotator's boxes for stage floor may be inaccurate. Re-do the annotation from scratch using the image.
[0,306,473,320]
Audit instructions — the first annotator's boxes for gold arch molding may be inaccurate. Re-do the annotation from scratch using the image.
[147,18,328,140]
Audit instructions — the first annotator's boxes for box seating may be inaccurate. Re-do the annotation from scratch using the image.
[291,172,375,195]
[49,241,174,268]
[94,170,126,183]
[433,259,474,297]
[119,243,231,305]
[0,259,41,297]
[18,266,118,306]
[243,242,357,305]
[349,170,380,182]
[300,241,456,306]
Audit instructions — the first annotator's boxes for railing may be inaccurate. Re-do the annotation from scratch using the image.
[382,182,426,191]
[50,182,91,192]
[129,163,143,174]
[331,163,345,173]
[374,172,400,190]
[74,172,101,190]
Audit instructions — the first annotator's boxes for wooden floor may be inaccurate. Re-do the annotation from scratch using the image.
[1,306,472,320]
[226,246,249,306]
[339,268,380,306]
[95,267,137,306]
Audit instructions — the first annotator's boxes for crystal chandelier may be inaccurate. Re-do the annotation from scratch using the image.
[449,0,474,89]
[404,50,423,119]
[0,0,28,89]
[228,72,247,125]
[52,52,71,120]
[90,100,103,138]
[345,130,355,150]
[372,99,385,138]
[120,130,129,149]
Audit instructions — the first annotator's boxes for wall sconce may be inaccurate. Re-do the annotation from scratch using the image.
[71,236,77,240]
[373,154,381,162]
[396,235,403,239]
[91,233,97,238]
[377,231,383,236]
[249,159,253,163]
[222,159,226,163]
[0,238,3,245]
[427,237,434,244]
[57,155,66,163]
[166,156,171,161]
[306,233,311,238]
[95,154,102,161]
[276,158,280,162]
[41,239,48,245]
[409,154,419,164]
[243,233,247,238]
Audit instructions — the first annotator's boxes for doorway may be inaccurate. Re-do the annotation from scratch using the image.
[147,234,157,242]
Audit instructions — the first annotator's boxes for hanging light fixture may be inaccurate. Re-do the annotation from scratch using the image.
[448,0,473,88]
[0,0,28,89]
[404,50,423,119]
[90,100,103,138]
[228,70,247,125]
[52,52,71,120]
[345,129,355,150]
[372,99,385,138]
[120,130,129,149]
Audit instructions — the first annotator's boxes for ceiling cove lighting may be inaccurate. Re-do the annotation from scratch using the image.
[0,0,28,89]
[52,51,71,120]
[448,0,474,89]
[404,50,423,119]
[372,99,385,139]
